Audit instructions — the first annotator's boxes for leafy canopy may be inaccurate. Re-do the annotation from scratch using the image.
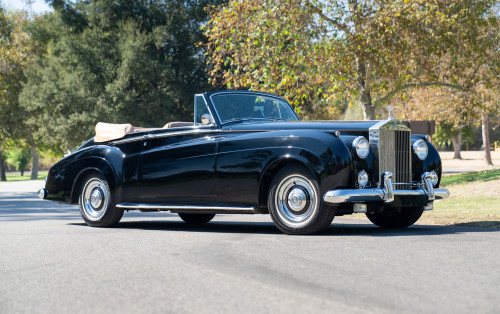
[21,0,223,151]
[204,0,497,120]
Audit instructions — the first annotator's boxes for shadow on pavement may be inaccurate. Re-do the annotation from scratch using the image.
[452,221,500,229]
[0,191,80,221]
[68,219,500,237]
[5,191,500,235]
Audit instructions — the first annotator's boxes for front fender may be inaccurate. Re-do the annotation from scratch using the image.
[411,136,442,186]
[258,130,352,196]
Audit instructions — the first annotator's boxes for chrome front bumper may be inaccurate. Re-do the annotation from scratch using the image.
[37,188,47,199]
[323,172,449,207]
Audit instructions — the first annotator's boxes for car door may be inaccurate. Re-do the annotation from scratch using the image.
[137,127,219,203]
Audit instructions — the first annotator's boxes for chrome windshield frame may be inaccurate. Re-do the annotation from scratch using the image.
[205,91,299,126]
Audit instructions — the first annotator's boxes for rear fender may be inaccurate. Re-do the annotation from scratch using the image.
[46,145,124,204]
[70,158,117,204]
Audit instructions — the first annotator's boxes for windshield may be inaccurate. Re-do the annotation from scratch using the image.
[211,94,299,123]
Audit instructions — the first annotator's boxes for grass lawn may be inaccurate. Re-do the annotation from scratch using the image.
[349,169,500,228]
[4,171,48,181]
[440,169,500,186]
[419,170,500,228]
[419,196,500,228]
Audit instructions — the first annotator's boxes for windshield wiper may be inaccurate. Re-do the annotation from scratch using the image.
[222,118,254,125]
[262,117,285,121]
[222,117,285,125]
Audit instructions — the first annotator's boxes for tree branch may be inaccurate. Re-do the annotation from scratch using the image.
[374,82,463,106]
[335,72,361,87]
[307,2,350,34]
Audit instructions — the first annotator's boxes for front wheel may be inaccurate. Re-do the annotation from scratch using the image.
[366,206,424,228]
[79,173,123,227]
[178,213,215,224]
[268,165,335,235]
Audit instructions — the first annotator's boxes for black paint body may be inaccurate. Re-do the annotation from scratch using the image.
[43,91,442,214]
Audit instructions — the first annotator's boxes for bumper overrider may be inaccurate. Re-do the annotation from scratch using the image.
[323,172,450,213]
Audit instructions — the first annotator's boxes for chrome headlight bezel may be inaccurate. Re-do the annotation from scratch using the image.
[413,139,428,160]
[352,136,369,159]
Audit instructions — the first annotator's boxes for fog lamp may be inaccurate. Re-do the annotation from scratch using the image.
[358,170,369,188]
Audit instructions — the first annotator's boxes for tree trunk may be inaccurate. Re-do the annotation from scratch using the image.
[21,169,24,176]
[356,56,376,120]
[481,113,493,166]
[28,133,39,180]
[362,99,376,120]
[0,151,6,181]
[450,128,462,160]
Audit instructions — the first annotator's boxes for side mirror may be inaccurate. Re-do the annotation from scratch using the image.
[201,114,214,126]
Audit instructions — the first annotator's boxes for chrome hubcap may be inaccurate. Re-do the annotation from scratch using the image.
[81,179,108,221]
[287,187,308,213]
[275,175,318,227]
[90,188,103,208]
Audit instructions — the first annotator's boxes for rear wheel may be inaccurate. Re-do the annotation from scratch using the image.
[79,173,123,227]
[366,206,424,228]
[178,213,215,224]
[268,165,335,235]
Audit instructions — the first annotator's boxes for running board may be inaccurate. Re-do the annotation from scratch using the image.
[115,202,257,214]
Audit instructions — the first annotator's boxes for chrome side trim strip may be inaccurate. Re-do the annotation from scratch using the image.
[116,202,256,212]
[111,128,217,145]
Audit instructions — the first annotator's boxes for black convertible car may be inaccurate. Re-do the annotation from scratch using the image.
[38,90,449,234]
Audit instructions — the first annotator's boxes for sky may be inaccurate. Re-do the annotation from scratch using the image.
[1,0,53,14]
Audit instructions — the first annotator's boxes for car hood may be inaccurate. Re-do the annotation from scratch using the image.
[224,120,380,136]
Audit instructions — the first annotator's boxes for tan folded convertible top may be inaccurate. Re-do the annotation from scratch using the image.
[94,121,194,142]
[94,123,134,142]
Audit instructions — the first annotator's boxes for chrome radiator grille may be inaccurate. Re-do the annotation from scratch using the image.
[369,120,412,187]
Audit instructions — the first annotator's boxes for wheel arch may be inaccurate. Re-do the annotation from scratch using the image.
[256,132,352,211]
[70,160,117,204]
[257,157,320,212]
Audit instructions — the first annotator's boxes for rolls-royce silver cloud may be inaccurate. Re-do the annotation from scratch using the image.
[37,90,449,234]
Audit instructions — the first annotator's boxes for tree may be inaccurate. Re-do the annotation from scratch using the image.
[397,11,498,162]
[0,8,41,180]
[6,147,31,176]
[204,0,496,120]
[20,0,224,151]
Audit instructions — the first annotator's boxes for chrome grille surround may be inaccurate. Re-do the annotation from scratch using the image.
[369,120,412,187]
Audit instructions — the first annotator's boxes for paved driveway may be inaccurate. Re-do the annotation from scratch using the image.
[1,180,499,313]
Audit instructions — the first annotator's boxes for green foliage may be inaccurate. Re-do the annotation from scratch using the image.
[20,0,224,151]
[440,169,500,186]
[0,10,33,145]
[205,0,498,120]
[6,147,32,175]
[434,123,477,149]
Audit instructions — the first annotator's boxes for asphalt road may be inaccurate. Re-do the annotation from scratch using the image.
[1,180,499,314]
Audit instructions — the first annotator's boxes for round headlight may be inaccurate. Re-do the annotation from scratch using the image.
[413,139,428,160]
[352,136,369,159]
[429,170,438,186]
[358,170,369,187]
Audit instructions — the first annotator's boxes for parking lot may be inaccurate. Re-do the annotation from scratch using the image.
[1,180,499,313]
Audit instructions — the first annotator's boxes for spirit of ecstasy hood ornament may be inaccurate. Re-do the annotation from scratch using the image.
[386,106,394,120]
